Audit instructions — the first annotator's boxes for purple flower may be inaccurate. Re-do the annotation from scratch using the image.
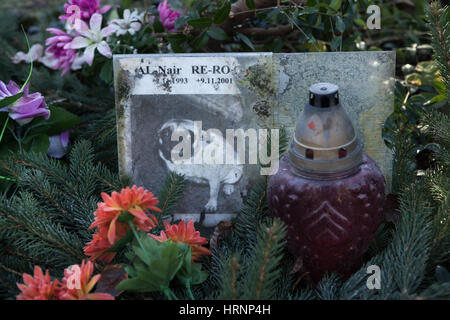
[0,81,50,125]
[45,28,77,75]
[158,0,180,32]
[59,0,111,24]
[47,130,70,158]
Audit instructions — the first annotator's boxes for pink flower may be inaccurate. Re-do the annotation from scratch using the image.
[58,260,114,300]
[158,0,180,32]
[45,28,77,75]
[69,13,114,66]
[0,81,50,125]
[16,266,61,300]
[59,0,111,24]
[150,220,212,261]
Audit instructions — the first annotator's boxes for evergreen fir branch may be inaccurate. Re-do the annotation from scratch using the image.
[274,254,295,299]
[76,110,119,168]
[418,282,450,300]
[0,141,126,297]
[241,218,287,300]
[422,111,450,269]
[289,287,315,300]
[380,184,433,297]
[216,254,242,300]
[426,1,450,99]
[337,184,436,299]
[157,172,186,219]
[233,181,270,249]
[315,273,342,300]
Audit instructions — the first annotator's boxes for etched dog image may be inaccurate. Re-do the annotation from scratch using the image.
[158,119,243,212]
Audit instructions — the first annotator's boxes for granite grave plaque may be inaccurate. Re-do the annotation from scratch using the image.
[113,51,395,227]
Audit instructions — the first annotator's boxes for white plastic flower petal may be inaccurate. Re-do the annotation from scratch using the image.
[70,37,91,49]
[84,44,97,66]
[97,41,112,58]
[90,13,103,32]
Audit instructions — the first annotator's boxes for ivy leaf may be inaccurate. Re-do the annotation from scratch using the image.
[330,36,342,51]
[193,31,209,50]
[0,92,24,109]
[207,27,228,40]
[354,18,366,27]
[245,0,256,10]
[328,0,342,13]
[188,17,213,29]
[214,1,231,24]
[99,60,113,84]
[298,6,319,16]
[335,15,346,33]
[236,33,254,50]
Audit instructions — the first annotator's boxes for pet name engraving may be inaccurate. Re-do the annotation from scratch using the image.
[137,65,181,75]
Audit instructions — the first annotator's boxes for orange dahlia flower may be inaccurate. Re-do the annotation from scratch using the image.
[58,260,114,300]
[16,266,60,300]
[90,185,161,245]
[150,220,212,261]
[84,231,120,263]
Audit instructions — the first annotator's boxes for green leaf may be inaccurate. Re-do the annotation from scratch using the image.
[193,32,209,50]
[29,105,81,136]
[99,60,113,84]
[328,0,342,13]
[207,27,228,40]
[121,0,131,9]
[116,278,152,292]
[175,245,208,288]
[236,33,254,50]
[0,92,24,109]
[354,18,366,27]
[117,236,190,294]
[168,34,187,43]
[153,18,165,33]
[29,134,50,154]
[214,1,231,24]
[245,0,256,10]
[335,15,346,33]
[188,17,213,29]
[108,229,133,252]
[330,36,342,51]
[298,6,319,16]
[424,94,448,109]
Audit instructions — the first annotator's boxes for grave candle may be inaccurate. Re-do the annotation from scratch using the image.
[267,83,386,282]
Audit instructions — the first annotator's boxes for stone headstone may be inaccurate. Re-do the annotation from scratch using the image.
[113,51,395,227]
